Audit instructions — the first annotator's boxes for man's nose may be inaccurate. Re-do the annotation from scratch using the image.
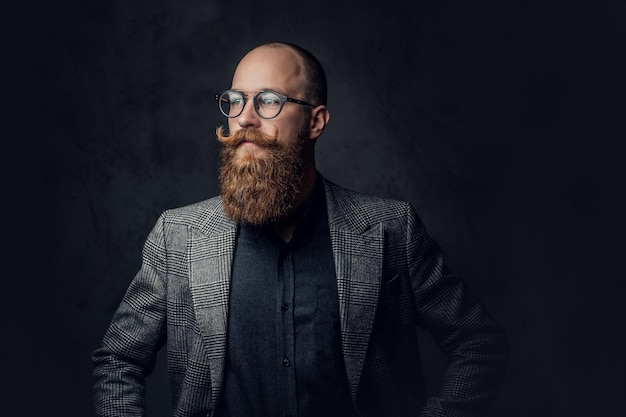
[237,99,261,129]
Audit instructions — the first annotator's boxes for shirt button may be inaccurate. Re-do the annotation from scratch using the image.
[282,358,290,367]
[281,303,289,311]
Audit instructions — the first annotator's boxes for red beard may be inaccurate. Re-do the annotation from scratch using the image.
[217,126,306,225]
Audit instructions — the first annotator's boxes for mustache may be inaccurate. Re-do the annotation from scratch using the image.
[216,126,278,147]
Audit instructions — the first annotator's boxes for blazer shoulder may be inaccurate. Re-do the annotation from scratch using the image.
[323,177,413,231]
[160,195,235,236]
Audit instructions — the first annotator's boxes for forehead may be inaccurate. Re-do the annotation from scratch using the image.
[231,46,305,94]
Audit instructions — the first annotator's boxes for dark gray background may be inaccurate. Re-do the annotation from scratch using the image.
[5,0,625,416]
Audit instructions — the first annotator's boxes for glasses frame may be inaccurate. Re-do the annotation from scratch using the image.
[215,89,315,119]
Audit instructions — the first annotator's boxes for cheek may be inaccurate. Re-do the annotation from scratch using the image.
[277,115,308,141]
[275,125,296,145]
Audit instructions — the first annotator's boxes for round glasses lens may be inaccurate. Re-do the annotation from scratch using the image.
[219,91,245,117]
[255,91,283,119]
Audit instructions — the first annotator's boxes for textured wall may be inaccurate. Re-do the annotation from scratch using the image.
[6,0,626,416]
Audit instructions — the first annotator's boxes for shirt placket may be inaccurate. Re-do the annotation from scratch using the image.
[277,245,297,417]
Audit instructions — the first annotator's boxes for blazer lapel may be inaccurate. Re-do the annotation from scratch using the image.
[188,215,237,409]
[324,179,384,402]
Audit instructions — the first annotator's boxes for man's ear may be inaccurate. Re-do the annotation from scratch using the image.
[308,105,330,140]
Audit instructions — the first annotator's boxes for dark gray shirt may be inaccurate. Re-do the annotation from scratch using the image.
[217,179,357,417]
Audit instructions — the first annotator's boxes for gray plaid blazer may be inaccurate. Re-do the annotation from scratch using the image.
[93,177,507,417]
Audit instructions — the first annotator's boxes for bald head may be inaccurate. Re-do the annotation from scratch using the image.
[233,42,327,106]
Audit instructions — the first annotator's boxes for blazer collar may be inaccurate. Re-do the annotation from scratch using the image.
[187,198,237,406]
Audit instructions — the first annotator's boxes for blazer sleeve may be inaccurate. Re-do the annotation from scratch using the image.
[92,213,169,417]
[404,204,508,417]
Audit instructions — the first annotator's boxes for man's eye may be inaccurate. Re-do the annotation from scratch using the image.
[260,94,281,106]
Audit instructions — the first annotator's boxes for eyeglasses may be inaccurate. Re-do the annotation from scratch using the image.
[215,90,315,119]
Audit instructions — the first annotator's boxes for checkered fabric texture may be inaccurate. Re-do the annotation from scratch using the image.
[93,177,507,417]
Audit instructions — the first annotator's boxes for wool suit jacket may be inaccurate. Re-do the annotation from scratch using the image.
[93,177,507,417]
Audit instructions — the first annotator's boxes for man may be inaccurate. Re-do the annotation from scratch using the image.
[93,41,508,417]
